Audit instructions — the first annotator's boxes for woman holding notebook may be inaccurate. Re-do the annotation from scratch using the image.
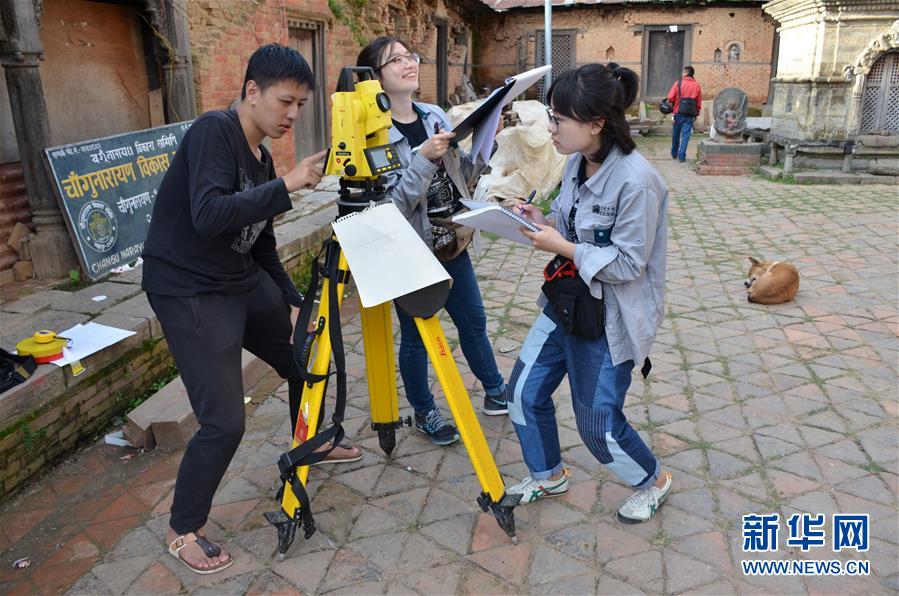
[356,37,508,446]
[507,63,673,525]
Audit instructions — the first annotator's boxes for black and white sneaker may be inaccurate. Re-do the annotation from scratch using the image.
[483,391,508,416]
[414,408,460,446]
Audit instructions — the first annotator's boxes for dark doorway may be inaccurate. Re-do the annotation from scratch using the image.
[642,27,690,100]
[436,19,448,107]
[289,24,327,160]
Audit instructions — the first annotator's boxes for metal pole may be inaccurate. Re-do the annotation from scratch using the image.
[543,0,552,92]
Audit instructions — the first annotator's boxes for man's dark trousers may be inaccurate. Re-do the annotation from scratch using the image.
[148,272,302,535]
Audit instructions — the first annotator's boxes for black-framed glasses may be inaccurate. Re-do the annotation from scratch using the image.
[545,106,561,129]
[377,52,421,71]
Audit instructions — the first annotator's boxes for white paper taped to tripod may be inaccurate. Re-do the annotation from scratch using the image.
[332,202,451,308]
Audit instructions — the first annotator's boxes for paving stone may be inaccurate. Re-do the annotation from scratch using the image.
[419,513,476,555]
[672,530,732,569]
[318,548,382,593]
[370,486,429,524]
[91,555,156,595]
[707,450,752,478]
[399,560,465,594]
[66,572,114,596]
[603,550,664,593]
[458,563,519,595]
[544,522,596,561]
[345,531,406,572]
[664,551,722,593]
[527,541,592,585]
[272,549,334,593]
[468,541,531,586]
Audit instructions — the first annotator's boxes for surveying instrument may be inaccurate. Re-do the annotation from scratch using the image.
[265,67,520,556]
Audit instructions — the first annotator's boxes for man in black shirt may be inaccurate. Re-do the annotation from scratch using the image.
[142,44,357,574]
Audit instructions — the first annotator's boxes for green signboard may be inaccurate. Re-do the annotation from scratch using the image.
[45,121,192,279]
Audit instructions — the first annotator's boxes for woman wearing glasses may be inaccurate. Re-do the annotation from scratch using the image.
[356,37,508,446]
[507,63,673,524]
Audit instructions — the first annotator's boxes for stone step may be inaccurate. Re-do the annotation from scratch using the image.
[124,349,273,450]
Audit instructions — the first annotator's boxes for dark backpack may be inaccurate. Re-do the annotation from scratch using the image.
[0,348,37,395]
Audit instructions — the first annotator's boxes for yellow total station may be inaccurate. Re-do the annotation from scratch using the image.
[325,67,401,188]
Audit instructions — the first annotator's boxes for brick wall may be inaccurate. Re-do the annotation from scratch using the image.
[474,3,776,105]
[0,338,174,499]
[187,0,482,175]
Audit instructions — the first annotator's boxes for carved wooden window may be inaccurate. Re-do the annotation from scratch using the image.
[860,51,899,134]
[536,29,577,101]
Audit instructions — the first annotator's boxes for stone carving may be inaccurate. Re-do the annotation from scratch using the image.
[844,20,899,80]
[713,87,748,141]
[728,43,741,61]
[714,48,722,63]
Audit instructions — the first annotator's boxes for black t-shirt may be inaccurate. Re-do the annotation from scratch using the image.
[142,109,302,306]
[392,118,428,150]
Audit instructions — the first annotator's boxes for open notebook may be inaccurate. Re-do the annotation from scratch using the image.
[452,200,539,245]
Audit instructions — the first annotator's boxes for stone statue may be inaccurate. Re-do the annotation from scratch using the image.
[728,43,741,61]
[713,87,748,141]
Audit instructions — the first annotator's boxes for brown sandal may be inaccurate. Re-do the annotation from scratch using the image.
[167,532,234,575]
[313,440,364,465]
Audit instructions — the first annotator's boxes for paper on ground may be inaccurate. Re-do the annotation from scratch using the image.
[332,202,451,308]
[54,321,137,367]
[454,202,539,245]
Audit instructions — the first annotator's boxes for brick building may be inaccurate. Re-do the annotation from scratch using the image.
[187,0,489,174]
[473,0,777,107]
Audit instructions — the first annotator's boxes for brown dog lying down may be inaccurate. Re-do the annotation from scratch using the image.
[744,257,800,304]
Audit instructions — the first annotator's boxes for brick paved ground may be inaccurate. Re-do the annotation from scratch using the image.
[2,136,897,594]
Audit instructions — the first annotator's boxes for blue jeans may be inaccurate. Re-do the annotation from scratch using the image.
[395,249,506,414]
[671,114,694,161]
[507,305,659,489]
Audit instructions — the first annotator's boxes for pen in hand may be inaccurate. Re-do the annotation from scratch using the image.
[518,189,537,216]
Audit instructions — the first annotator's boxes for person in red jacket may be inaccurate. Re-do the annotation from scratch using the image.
[667,66,702,162]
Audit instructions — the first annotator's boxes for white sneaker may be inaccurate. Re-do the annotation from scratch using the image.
[506,468,570,504]
[617,471,673,524]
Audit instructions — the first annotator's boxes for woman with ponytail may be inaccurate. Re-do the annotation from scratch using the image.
[506,64,672,524]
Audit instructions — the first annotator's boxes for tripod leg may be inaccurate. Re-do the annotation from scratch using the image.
[413,316,520,541]
[361,302,404,455]
[270,248,350,555]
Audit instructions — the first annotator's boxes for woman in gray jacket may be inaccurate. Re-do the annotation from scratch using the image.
[357,37,507,445]
[509,64,672,524]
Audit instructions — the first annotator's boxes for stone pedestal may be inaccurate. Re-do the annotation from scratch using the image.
[696,140,764,175]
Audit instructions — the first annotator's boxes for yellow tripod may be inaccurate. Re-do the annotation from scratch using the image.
[265,234,520,555]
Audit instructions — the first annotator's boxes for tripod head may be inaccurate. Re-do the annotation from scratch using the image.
[325,67,402,216]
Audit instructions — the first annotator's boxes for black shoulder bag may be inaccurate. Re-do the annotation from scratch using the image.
[541,256,605,340]
[676,78,698,117]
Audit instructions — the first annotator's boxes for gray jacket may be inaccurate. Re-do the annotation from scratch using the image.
[383,102,485,249]
[551,146,669,366]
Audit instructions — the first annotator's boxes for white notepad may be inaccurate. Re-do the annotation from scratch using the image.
[332,202,451,308]
[452,200,539,245]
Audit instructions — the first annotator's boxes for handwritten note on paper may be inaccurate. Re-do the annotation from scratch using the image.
[332,203,451,308]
